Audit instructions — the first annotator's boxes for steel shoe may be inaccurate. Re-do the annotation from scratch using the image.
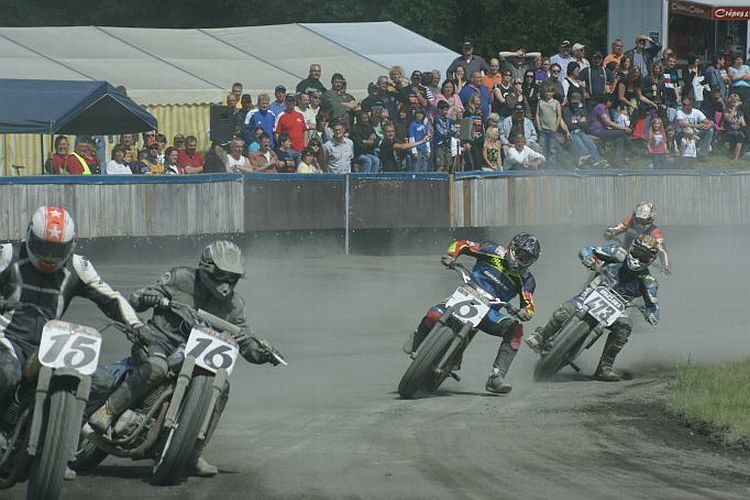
[485,373,512,394]
[190,455,219,477]
[524,331,543,354]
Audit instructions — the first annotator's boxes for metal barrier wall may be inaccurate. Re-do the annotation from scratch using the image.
[2,170,749,242]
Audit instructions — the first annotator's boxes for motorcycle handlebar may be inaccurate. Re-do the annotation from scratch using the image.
[160,299,242,336]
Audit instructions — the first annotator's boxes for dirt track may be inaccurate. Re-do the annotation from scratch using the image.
[6,228,750,499]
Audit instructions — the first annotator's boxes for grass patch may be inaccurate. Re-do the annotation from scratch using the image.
[668,359,750,443]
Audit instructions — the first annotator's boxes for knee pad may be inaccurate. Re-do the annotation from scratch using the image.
[508,322,524,351]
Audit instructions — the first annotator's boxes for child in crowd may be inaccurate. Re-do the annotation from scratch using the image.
[432,100,456,172]
[408,108,431,172]
[723,93,746,160]
[504,134,545,170]
[297,147,320,173]
[614,105,631,129]
[536,81,564,166]
[680,126,697,168]
[482,126,502,170]
[275,133,297,173]
[664,125,678,168]
[647,117,668,169]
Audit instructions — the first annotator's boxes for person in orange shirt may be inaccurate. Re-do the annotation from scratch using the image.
[482,58,503,97]
[603,38,625,69]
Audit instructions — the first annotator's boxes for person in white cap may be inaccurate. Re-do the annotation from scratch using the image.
[572,43,590,70]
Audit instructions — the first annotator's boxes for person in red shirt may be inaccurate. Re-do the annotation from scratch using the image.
[275,93,307,163]
[177,135,205,174]
[64,136,92,175]
[45,135,69,174]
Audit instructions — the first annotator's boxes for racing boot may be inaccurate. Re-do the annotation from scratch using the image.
[594,330,627,382]
[526,304,573,353]
[190,455,219,477]
[88,402,116,433]
[485,343,517,394]
[485,368,512,394]
[402,330,418,357]
[64,467,77,481]
[524,328,544,354]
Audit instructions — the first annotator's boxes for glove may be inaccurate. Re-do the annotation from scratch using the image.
[516,308,532,322]
[581,255,596,270]
[440,255,455,267]
[644,311,659,327]
[138,290,165,308]
[259,338,285,366]
[132,324,155,346]
[603,229,615,241]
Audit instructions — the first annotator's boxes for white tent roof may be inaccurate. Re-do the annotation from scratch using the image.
[0,22,458,106]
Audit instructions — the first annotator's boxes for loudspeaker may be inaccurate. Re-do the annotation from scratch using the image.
[209,105,233,143]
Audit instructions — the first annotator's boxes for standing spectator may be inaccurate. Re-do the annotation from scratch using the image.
[270,85,287,117]
[106,145,132,175]
[295,92,317,142]
[580,52,608,110]
[374,75,400,119]
[138,141,165,174]
[275,134,297,173]
[482,126,502,170]
[535,57,551,84]
[447,40,490,81]
[164,146,183,175]
[561,62,586,107]
[506,78,530,118]
[389,66,408,89]
[248,133,279,173]
[65,136,92,175]
[548,63,566,103]
[432,79,465,121]
[401,70,433,119]
[663,55,683,122]
[315,111,334,144]
[500,103,539,157]
[727,53,750,119]
[498,49,541,82]
[309,90,322,118]
[225,138,252,173]
[236,94,254,136]
[723,93,746,160]
[684,55,707,109]
[45,135,69,174]
[603,38,625,68]
[155,133,168,163]
[204,141,228,173]
[323,121,354,174]
[704,53,728,99]
[536,82,566,165]
[587,95,632,161]
[297,147,321,173]
[226,93,238,111]
[464,94,486,169]
[679,127,697,167]
[482,58,503,97]
[275,93,306,164]
[83,138,101,174]
[361,82,384,113]
[453,65,468,95]
[624,34,661,79]
[296,64,327,95]
[522,69,541,118]
[229,82,243,109]
[431,70,442,93]
[379,122,419,172]
[675,96,715,161]
[177,135,204,174]
[491,69,513,117]
[550,40,575,73]
[307,137,327,172]
[647,117,668,169]
[701,87,726,121]
[562,93,608,168]
[120,133,139,169]
[459,71,492,118]
[432,100,456,172]
[321,73,358,126]
[504,134,545,170]
[408,108,431,172]
[243,93,277,149]
[424,71,440,100]
[350,110,381,173]
[572,43,590,70]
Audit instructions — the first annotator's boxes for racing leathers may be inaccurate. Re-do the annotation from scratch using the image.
[406,240,536,392]
[0,242,143,404]
[606,215,671,273]
[530,245,659,381]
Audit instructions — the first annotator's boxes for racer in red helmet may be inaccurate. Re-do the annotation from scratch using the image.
[605,201,671,274]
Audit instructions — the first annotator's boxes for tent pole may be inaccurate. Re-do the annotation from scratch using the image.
[40,134,44,176]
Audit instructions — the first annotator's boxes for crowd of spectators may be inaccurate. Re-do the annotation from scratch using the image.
[45,36,744,175]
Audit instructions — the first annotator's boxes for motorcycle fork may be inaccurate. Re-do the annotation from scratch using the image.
[163,356,195,429]
[26,366,51,456]
[436,322,474,382]
[197,368,226,442]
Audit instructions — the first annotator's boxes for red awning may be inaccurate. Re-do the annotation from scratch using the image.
[670,0,750,20]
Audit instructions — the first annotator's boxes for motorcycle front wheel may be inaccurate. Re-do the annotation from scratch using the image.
[533,318,592,382]
[398,324,456,399]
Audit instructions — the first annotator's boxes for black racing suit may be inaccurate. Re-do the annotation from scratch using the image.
[0,242,142,404]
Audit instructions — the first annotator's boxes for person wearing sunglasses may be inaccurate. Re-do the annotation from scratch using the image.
[89,240,283,477]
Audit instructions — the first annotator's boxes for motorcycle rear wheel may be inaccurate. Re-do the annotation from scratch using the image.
[398,325,456,399]
[533,318,591,382]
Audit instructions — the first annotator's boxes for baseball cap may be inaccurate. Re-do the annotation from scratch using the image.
[513,103,525,112]
[463,40,473,48]
[560,39,571,46]
[437,100,450,109]
[572,43,585,51]
[275,84,286,92]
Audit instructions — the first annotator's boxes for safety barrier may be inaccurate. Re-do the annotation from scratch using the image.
[2,170,749,245]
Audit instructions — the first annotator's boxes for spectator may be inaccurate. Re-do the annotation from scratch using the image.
[296,64,327,95]
[727,54,750,114]
[361,82,384,113]
[491,69,513,117]
[350,110,381,173]
[647,117,668,169]
[370,105,387,140]
[548,63,566,103]
[248,133,279,173]
[389,66,408,89]
[459,71,492,118]
[675,96,715,161]
[603,38,625,68]
[618,54,633,77]
[522,69,540,118]
[680,126,697,167]
[572,43,590,70]
[506,78,531,118]
[615,66,657,119]
[433,79,464,120]
[243,93,277,149]
[535,57,551,84]
[500,103,539,156]
[204,141,228,173]
[431,69,442,92]
[275,93,306,163]
[275,133,297,173]
[587,94,632,161]
[309,90,322,118]
[482,126,502,170]
[226,93,238,111]
[562,93,608,168]
[684,54,708,109]
[173,134,186,151]
[550,40,575,73]
[323,120,354,174]
[236,94,254,135]
[139,130,157,160]
[482,58,503,98]
[447,40,490,81]
[270,85,287,117]
[536,82,566,165]
[379,122,418,172]
[464,93,486,169]
[138,141,165,174]
[321,73,358,126]
[722,93,745,160]
[432,100,457,172]
[307,136,327,172]
[65,136,92,175]
[120,133,139,169]
[401,70,433,119]
[453,65,468,95]
[225,138,252,173]
[106,144,132,175]
[424,71,440,99]
[297,147,321,173]
[561,62,586,107]
[701,87,725,122]
[177,135,205,174]
[498,48,541,81]
[375,75,400,119]
[82,137,101,174]
[164,146,183,175]
[229,82,243,109]
[663,55,682,122]
[315,111,334,144]
[155,133,168,163]
[504,134,545,170]
[704,53,728,99]
[45,135,69,174]
[580,52,608,109]
[408,108,431,172]
[624,34,661,79]
[295,92,317,142]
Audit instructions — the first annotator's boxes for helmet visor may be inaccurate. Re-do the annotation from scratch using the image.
[630,245,655,264]
[514,248,537,267]
[28,231,72,263]
[212,269,241,285]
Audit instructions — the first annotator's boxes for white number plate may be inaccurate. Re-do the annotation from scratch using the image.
[39,320,102,376]
[445,286,491,327]
[185,326,239,375]
[582,286,626,326]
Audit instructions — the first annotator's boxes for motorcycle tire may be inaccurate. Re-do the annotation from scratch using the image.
[27,388,76,500]
[70,433,108,473]
[533,318,591,382]
[151,374,213,485]
[398,325,456,399]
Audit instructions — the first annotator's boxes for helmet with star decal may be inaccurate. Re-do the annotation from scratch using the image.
[26,206,77,273]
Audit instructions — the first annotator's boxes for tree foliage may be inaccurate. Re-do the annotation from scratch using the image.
[1,0,608,57]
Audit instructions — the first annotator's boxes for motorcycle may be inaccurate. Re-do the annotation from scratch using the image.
[532,266,648,381]
[73,300,285,485]
[398,261,521,399]
[0,303,102,500]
